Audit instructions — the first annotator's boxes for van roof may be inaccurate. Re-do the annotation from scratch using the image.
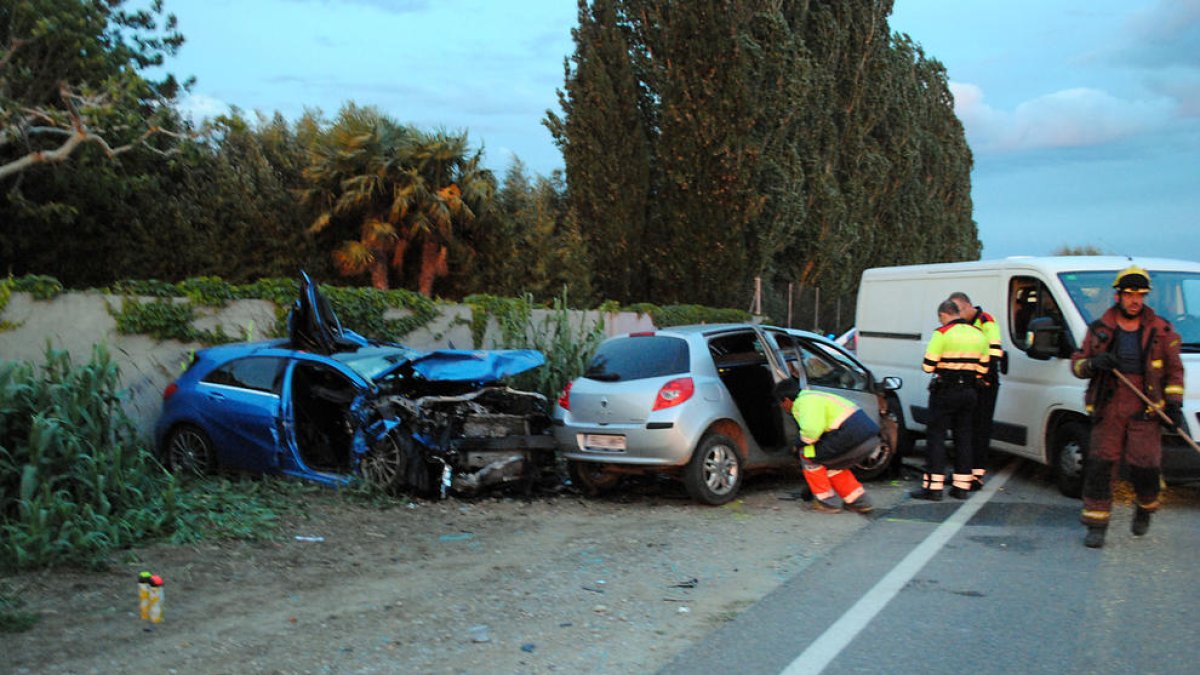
[862,255,1200,279]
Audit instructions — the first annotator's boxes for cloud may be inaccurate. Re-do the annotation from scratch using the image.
[951,82,1175,153]
[1117,0,1200,69]
[177,93,231,122]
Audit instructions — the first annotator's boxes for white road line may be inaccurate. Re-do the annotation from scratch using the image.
[780,460,1018,675]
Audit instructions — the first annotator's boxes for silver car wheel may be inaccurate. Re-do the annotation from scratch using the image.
[703,443,739,495]
[685,433,743,504]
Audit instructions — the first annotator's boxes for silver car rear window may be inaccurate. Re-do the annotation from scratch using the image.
[583,336,689,381]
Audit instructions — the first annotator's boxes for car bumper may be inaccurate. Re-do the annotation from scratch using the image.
[553,420,697,467]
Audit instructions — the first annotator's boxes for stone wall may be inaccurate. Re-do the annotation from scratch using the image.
[0,292,655,439]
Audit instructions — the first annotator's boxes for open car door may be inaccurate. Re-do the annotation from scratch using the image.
[287,271,368,355]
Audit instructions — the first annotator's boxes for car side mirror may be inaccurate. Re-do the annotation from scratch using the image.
[1027,316,1062,360]
[881,376,902,391]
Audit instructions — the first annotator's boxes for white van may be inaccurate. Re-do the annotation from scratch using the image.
[854,256,1200,496]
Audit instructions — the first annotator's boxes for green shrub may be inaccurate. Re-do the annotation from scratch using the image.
[11,275,63,301]
[178,276,236,307]
[623,302,752,327]
[108,279,180,298]
[0,345,179,570]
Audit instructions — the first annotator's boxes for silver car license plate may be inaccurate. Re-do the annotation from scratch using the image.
[581,434,626,452]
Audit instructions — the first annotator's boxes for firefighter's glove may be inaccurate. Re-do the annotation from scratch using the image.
[1087,352,1118,372]
[1163,402,1186,431]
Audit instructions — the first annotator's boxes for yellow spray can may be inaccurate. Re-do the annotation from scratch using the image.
[138,571,152,620]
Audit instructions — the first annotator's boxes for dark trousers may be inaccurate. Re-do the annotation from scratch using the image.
[925,385,977,480]
[973,382,998,471]
[1081,374,1162,526]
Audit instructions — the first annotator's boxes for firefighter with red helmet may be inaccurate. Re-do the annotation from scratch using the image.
[1070,265,1185,549]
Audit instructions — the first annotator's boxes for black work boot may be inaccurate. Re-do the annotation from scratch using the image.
[1084,525,1107,549]
[1132,508,1152,536]
[910,487,943,502]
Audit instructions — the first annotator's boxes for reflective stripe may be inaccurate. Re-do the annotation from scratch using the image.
[952,473,973,489]
[1136,499,1161,511]
[843,486,865,502]
[1081,509,1111,522]
[1165,384,1184,395]
[1150,359,1163,369]
[971,469,986,478]
[923,473,945,490]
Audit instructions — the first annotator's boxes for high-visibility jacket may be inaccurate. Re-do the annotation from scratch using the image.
[789,390,878,465]
[971,307,1005,380]
[922,319,989,380]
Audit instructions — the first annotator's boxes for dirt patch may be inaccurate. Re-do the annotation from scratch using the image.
[4,469,911,674]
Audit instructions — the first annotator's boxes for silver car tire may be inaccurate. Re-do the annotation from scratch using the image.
[684,433,743,505]
[165,425,215,477]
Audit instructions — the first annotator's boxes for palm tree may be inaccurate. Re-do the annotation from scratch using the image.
[299,104,493,294]
[396,132,494,295]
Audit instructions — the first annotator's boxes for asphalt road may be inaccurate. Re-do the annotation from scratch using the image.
[662,458,1200,675]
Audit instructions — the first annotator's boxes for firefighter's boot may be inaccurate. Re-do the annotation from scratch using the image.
[1084,525,1107,549]
[1132,508,1152,536]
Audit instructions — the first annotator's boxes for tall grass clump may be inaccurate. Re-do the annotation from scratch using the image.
[0,345,178,570]
[485,289,607,402]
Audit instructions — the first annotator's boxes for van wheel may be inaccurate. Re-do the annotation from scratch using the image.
[568,460,622,496]
[684,433,743,505]
[1053,420,1088,499]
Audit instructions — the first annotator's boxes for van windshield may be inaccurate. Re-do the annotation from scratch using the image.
[1058,270,1200,351]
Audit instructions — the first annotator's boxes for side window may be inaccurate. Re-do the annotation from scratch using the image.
[203,357,285,394]
[764,330,805,380]
[708,331,767,368]
[1009,277,1069,352]
[797,340,869,391]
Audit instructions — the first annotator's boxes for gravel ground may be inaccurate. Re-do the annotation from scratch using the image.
[3,468,916,674]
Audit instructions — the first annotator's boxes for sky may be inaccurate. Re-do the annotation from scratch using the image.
[165,0,1200,261]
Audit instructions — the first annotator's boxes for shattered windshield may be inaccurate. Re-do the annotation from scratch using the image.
[1059,270,1200,351]
[333,345,423,380]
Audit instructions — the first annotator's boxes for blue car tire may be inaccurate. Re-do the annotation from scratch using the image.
[164,424,215,477]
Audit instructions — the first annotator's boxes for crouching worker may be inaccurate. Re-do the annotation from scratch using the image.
[775,379,881,514]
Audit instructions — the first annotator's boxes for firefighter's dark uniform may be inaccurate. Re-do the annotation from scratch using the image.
[970,307,1005,489]
[913,318,990,500]
[1070,267,1184,547]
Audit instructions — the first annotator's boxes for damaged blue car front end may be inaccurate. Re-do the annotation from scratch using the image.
[155,273,556,497]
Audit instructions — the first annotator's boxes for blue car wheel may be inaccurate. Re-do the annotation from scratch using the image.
[165,425,215,477]
[360,432,408,491]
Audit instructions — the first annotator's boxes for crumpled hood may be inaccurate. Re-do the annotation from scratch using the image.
[381,349,545,384]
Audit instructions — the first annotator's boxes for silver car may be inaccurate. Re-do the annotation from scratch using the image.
[552,324,901,504]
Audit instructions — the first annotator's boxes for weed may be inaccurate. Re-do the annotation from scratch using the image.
[0,345,178,570]
[169,476,315,543]
[0,583,39,633]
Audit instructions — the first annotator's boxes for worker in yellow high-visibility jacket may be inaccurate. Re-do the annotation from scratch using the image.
[950,291,1006,490]
[775,380,881,514]
[911,299,990,501]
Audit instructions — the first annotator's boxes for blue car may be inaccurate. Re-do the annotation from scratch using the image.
[154,273,555,497]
